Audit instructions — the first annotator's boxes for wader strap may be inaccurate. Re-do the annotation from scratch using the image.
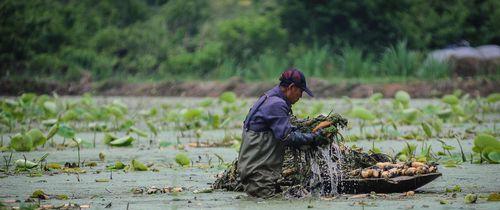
[243,93,269,131]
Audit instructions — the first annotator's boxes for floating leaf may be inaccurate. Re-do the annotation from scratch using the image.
[131,159,148,171]
[55,194,69,200]
[464,194,478,204]
[442,95,459,105]
[15,159,37,169]
[27,129,47,148]
[95,178,110,182]
[103,133,118,144]
[31,189,48,199]
[219,91,237,103]
[10,133,33,152]
[445,185,461,193]
[351,107,375,121]
[109,136,134,147]
[114,161,125,169]
[175,153,190,166]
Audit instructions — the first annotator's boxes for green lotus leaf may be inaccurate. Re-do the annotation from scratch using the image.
[15,159,38,169]
[486,93,500,103]
[442,94,459,105]
[10,133,33,152]
[451,105,465,116]
[219,91,237,103]
[351,107,375,121]
[395,90,411,104]
[369,93,383,102]
[109,136,134,146]
[103,133,118,144]
[57,124,75,139]
[43,101,58,114]
[437,109,452,119]
[114,161,126,169]
[131,159,148,171]
[402,108,419,123]
[474,134,500,151]
[487,151,500,163]
[175,153,190,166]
[27,129,47,148]
[183,108,203,121]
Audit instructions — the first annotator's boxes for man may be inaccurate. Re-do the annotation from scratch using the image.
[237,68,329,198]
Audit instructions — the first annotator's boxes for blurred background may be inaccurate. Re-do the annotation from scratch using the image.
[1,0,499,96]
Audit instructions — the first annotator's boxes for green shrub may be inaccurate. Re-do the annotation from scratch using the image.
[28,54,64,75]
[217,15,287,62]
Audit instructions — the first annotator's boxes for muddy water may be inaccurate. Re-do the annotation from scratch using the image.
[1,97,499,209]
[2,133,500,209]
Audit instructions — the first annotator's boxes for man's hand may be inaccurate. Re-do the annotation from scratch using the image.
[312,121,332,132]
[311,129,329,146]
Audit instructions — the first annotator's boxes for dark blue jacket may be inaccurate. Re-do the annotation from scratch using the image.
[244,85,292,140]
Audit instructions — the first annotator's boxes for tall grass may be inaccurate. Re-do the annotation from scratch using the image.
[292,45,334,78]
[378,41,421,79]
[340,46,375,77]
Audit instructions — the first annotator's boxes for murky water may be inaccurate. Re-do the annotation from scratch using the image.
[0,97,499,209]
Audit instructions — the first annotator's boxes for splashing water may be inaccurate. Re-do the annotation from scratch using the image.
[306,143,345,196]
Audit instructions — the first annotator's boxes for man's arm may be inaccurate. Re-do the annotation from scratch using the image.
[264,100,324,148]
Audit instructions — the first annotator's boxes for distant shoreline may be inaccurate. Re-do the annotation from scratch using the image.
[1,77,498,98]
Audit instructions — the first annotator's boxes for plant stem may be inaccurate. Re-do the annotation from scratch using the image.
[455,137,466,162]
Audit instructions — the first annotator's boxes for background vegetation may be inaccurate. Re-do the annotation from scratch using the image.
[1,0,499,82]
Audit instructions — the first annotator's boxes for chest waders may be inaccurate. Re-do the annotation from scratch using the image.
[237,94,287,198]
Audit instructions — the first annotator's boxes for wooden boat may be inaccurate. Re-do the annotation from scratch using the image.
[337,172,442,194]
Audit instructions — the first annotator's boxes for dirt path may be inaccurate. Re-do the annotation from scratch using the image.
[1,77,498,98]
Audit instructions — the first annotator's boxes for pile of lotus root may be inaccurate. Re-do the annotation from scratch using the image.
[350,161,438,179]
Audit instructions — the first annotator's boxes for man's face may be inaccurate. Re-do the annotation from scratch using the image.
[285,84,303,104]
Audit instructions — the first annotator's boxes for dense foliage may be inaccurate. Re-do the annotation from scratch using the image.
[1,0,498,81]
